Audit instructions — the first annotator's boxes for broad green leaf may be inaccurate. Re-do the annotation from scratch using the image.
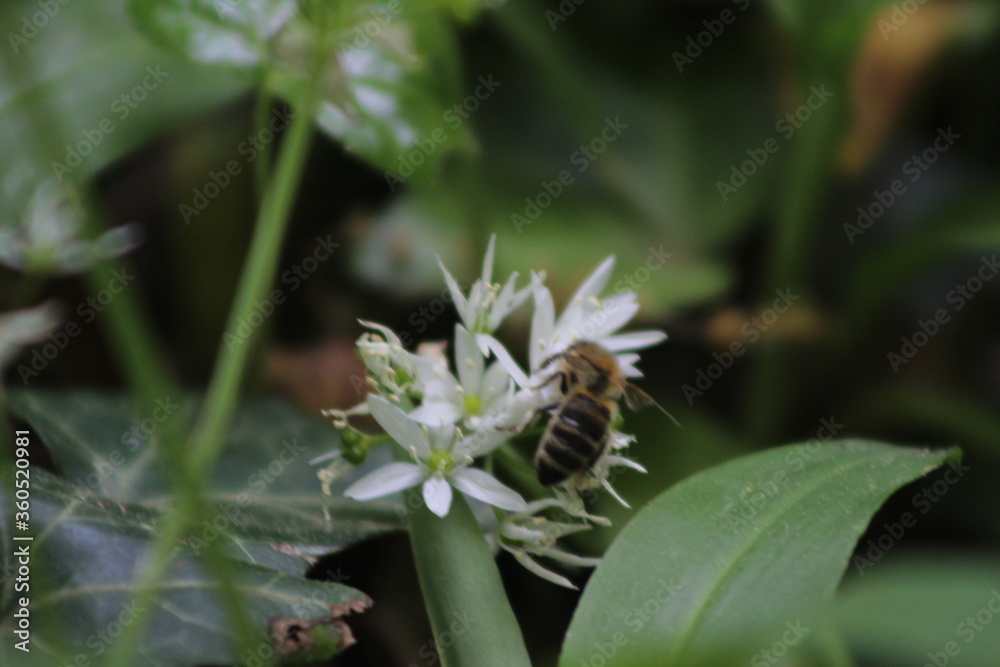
[7,391,402,574]
[0,0,249,217]
[0,470,370,666]
[559,440,960,666]
[408,490,531,667]
[835,554,1000,667]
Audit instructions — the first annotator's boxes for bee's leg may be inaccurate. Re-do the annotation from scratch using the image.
[532,369,564,390]
[499,402,559,433]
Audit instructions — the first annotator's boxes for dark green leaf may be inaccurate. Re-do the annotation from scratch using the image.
[7,391,402,574]
[0,470,370,666]
[559,440,960,666]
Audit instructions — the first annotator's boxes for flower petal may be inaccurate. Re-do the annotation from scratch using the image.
[615,353,643,377]
[601,478,631,508]
[538,547,602,568]
[529,284,555,370]
[484,336,530,389]
[410,354,461,406]
[481,233,496,285]
[569,255,615,307]
[456,429,509,458]
[452,468,526,511]
[437,256,468,319]
[408,401,463,427]
[480,360,512,402]
[586,295,640,340]
[454,324,484,392]
[423,476,453,517]
[604,454,647,474]
[509,549,577,589]
[344,462,425,500]
[600,330,668,352]
[367,394,430,457]
[489,271,518,331]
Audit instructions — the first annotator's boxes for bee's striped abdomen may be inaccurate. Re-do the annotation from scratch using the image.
[535,393,612,486]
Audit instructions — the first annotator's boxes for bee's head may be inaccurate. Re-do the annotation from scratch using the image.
[559,341,623,396]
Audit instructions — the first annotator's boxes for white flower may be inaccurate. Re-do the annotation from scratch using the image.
[480,256,666,505]
[344,395,526,517]
[354,319,417,399]
[408,324,515,430]
[0,180,139,275]
[496,499,602,589]
[485,256,666,392]
[438,234,533,354]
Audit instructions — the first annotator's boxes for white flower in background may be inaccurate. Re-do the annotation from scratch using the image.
[0,303,60,370]
[408,324,514,430]
[437,234,533,353]
[344,395,526,517]
[0,180,139,275]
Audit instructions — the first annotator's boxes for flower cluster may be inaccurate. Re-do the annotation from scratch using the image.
[322,236,667,586]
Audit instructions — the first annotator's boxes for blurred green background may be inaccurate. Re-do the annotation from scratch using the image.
[3,0,1000,664]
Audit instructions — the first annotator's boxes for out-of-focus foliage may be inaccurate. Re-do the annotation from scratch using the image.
[2,0,1000,664]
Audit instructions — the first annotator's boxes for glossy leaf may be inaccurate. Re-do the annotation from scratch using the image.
[560,440,960,666]
[7,391,402,574]
[0,470,370,666]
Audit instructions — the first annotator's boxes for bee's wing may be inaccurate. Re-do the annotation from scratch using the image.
[623,383,682,428]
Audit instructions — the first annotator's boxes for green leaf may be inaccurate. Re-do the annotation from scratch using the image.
[835,554,1000,667]
[7,391,402,574]
[559,440,960,667]
[0,469,370,666]
[408,491,532,667]
[129,0,294,66]
[307,7,472,180]
[0,0,249,214]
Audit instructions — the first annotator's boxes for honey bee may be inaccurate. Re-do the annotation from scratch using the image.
[532,340,669,486]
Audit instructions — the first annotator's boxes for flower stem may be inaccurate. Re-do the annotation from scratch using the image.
[407,490,531,667]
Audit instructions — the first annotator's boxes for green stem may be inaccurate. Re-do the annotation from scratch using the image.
[251,87,275,206]
[408,491,531,667]
[106,92,318,667]
[188,101,315,472]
